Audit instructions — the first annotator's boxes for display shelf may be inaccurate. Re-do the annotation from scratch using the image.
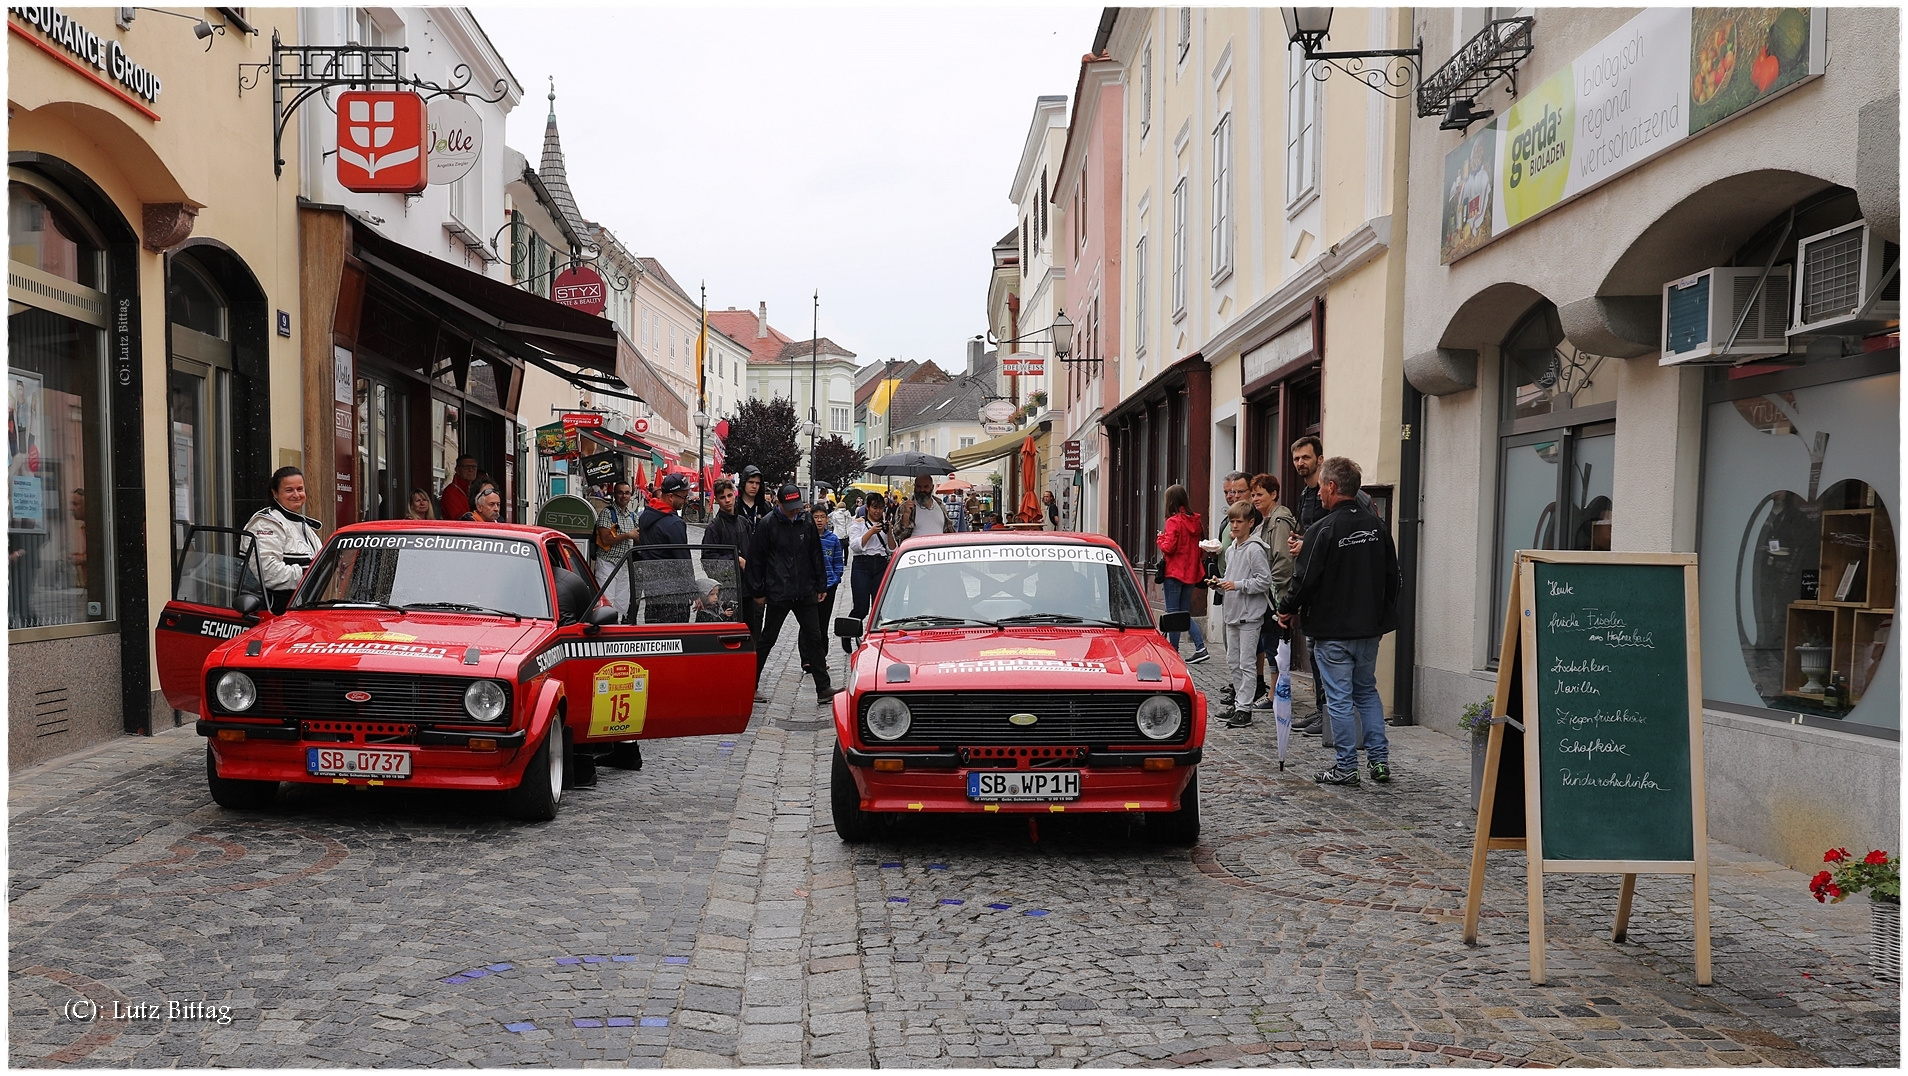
[1816,508,1896,608]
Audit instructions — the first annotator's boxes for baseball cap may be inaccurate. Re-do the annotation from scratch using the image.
[777,482,803,503]
[659,473,690,494]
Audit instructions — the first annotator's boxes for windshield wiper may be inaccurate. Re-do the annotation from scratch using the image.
[994,612,1127,629]
[402,601,524,622]
[875,614,999,630]
[300,599,404,612]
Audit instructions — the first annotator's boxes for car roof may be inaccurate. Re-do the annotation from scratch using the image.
[331,519,568,543]
[902,530,1125,551]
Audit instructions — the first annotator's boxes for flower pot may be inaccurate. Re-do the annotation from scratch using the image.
[1873,899,1901,982]
[1469,728,1490,812]
[1795,644,1832,694]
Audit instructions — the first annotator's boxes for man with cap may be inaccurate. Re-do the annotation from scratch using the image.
[745,483,836,705]
[636,473,695,623]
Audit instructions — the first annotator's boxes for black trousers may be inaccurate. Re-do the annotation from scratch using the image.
[849,556,889,621]
[757,597,828,692]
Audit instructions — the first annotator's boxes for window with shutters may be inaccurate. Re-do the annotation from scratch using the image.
[1210,114,1233,280]
[1177,7,1191,62]
[1039,168,1049,243]
[1171,179,1188,318]
[1286,43,1320,210]
[1140,42,1153,136]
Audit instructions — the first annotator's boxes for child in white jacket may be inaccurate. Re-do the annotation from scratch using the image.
[1213,501,1270,728]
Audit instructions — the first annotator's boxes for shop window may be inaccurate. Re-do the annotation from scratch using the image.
[1489,304,1619,660]
[7,179,112,632]
[1698,359,1899,732]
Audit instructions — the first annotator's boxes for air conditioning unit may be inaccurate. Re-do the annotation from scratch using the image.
[1660,265,1792,365]
[1790,220,1900,338]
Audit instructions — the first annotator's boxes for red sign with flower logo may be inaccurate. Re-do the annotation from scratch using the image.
[336,91,429,193]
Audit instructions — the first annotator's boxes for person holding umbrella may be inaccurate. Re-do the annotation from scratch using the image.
[895,474,949,541]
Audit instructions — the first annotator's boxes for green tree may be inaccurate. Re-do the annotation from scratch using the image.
[810,435,869,493]
[724,396,802,485]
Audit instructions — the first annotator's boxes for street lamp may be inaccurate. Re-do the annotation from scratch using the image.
[1280,5,1423,104]
[693,408,709,504]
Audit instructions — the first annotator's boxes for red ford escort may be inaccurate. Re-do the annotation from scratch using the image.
[829,531,1205,843]
[156,521,755,820]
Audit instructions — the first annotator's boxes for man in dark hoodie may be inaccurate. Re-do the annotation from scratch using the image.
[1277,456,1400,787]
[746,483,836,705]
[636,473,695,622]
[733,465,770,654]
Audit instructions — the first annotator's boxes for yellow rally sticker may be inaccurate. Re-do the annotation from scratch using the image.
[588,660,649,737]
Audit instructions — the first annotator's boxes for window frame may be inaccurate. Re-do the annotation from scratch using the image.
[1285,43,1320,212]
[1170,178,1189,319]
[1134,233,1149,355]
[1210,113,1234,282]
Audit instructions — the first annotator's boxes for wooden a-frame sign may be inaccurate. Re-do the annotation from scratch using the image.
[1463,550,1712,986]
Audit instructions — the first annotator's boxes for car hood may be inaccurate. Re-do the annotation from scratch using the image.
[223,611,546,678]
[868,627,1185,686]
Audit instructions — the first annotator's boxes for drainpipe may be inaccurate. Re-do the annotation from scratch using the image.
[1393,381,1423,724]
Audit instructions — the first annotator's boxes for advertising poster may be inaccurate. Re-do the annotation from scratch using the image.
[535,421,578,458]
[1440,7,1821,263]
[8,369,45,532]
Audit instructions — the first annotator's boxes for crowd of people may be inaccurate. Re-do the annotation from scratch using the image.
[1157,435,1402,788]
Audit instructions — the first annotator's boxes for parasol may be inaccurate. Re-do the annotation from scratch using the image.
[1273,636,1294,769]
[1016,435,1041,524]
[864,450,955,477]
[936,477,975,494]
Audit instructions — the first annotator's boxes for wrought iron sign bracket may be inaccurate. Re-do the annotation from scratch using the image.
[239,30,511,178]
[1300,40,1425,104]
[1416,16,1536,120]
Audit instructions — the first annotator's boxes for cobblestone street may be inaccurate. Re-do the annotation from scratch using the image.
[9,629,1900,1067]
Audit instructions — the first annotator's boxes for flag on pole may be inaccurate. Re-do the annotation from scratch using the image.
[696,300,708,402]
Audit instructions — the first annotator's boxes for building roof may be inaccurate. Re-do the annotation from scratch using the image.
[539,82,590,239]
[890,374,987,435]
[707,307,793,367]
[636,256,697,309]
[774,336,857,364]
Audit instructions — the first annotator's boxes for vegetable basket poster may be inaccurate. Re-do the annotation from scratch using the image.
[1440,7,1823,263]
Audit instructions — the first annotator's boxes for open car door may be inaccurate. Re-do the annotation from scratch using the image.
[544,537,756,745]
[155,526,269,713]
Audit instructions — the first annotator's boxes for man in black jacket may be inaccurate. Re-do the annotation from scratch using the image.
[637,473,695,623]
[1277,456,1400,787]
[701,478,746,614]
[745,483,837,704]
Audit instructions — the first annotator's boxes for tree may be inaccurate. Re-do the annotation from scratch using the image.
[723,396,802,485]
[810,435,868,493]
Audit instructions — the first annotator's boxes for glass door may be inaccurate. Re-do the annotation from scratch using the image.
[167,340,231,540]
[355,375,407,521]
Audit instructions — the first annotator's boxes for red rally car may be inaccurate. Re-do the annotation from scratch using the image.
[829,531,1205,844]
[156,521,755,820]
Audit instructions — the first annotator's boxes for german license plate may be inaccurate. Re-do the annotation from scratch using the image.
[967,770,1080,801]
[307,747,412,779]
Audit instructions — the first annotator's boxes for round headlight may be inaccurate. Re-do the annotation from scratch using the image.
[215,671,257,713]
[1136,695,1183,740]
[463,680,508,722]
[865,696,913,741]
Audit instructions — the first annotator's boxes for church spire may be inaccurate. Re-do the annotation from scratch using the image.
[539,78,585,236]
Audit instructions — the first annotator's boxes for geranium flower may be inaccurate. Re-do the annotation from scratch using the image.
[1825,847,1851,863]
[1864,849,1890,865]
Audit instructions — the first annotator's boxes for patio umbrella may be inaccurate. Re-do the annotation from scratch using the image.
[1274,637,1294,770]
[864,450,954,477]
[936,477,975,494]
[1016,436,1041,524]
[633,461,648,491]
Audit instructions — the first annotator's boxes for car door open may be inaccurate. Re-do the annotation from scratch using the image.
[155,526,270,713]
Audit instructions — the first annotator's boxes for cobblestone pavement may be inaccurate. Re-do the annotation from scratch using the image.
[9,626,1899,1067]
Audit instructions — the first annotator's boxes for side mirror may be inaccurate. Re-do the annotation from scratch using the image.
[834,616,864,639]
[585,604,621,627]
[234,592,265,621]
[1157,611,1190,635]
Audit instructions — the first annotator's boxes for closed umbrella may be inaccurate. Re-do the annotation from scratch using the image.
[1016,436,1041,525]
[865,450,955,477]
[1274,637,1294,770]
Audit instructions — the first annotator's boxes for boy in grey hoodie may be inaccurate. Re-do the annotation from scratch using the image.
[1214,501,1271,728]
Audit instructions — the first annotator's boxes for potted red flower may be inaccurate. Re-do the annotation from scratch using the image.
[1810,847,1900,981]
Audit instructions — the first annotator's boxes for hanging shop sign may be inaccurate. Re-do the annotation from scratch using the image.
[1440,7,1824,263]
[632,418,649,434]
[9,7,163,116]
[1062,440,1082,471]
[1000,352,1046,377]
[552,266,606,315]
[336,91,429,194]
[580,452,622,485]
[560,412,604,429]
[426,96,482,185]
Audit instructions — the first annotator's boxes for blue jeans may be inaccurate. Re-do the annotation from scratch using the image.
[1162,577,1206,652]
[1314,637,1388,772]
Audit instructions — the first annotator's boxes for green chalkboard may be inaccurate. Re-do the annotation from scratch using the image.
[1528,560,1694,862]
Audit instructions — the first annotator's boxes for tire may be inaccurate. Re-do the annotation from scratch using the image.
[1148,770,1200,846]
[205,745,277,810]
[503,726,565,822]
[829,746,877,843]
[607,741,644,770]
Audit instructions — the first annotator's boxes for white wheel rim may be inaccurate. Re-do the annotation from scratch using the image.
[549,734,564,804]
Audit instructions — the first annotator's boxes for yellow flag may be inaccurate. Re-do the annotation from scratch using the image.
[696,304,708,399]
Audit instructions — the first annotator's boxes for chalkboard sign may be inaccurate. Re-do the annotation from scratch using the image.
[1464,551,1712,987]
[1528,560,1694,861]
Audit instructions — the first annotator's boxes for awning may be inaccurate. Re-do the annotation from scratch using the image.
[949,425,1040,470]
[349,221,687,431]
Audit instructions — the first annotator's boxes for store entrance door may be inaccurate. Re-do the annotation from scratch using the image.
[355,374,408,521]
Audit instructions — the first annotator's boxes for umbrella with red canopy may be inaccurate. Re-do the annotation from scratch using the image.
[1016,435,1042,525]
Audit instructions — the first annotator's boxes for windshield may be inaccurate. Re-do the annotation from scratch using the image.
[295,532,551,619]
[872,543,1151,629]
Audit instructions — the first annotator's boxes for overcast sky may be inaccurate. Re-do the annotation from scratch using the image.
[478,5,1102,376]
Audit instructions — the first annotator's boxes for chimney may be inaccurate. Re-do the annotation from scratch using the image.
[967,337,984,370]
[756,302,768,339]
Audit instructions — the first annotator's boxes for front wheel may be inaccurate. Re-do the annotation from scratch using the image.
[502,727,565,822]
[1147,770,1200,846]
[830,747,877,843]
[205,746,277,810]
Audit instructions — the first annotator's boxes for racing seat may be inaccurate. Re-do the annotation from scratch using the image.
[554,566,596,625]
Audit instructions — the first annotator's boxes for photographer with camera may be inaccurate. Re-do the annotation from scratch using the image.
[843,495,895,653]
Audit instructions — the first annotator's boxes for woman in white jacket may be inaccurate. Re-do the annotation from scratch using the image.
[244,467,323,614]
[1213,500,1270,728]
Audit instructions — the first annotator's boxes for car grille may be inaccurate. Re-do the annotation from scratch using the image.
[859,691,1191,746]
[211,670,494,725]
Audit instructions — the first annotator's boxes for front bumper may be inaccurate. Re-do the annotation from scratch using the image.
[199,719,533,790]
[843,748,1199,813]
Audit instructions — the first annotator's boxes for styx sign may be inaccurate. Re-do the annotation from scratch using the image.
[336,91,428,193]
